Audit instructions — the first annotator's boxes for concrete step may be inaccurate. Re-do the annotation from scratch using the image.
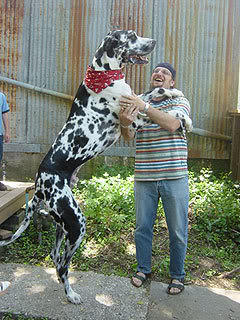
[0,263,240,320]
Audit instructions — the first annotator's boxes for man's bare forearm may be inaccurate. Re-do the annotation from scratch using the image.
[146,105,181,132]
[120,126,135,141]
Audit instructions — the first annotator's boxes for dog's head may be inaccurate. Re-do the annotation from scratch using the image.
[92,30,156,71]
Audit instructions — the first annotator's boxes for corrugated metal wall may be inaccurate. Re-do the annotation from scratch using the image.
[151,0,239,159]
[0,0,239,159]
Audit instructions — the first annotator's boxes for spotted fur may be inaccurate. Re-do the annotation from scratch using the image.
[0,30,189,304]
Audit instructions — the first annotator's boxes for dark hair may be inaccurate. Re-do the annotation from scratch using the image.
[153,62,176,80]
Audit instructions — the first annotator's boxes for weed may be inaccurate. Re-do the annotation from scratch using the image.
[0,165,239,289]
[0,313,49,320]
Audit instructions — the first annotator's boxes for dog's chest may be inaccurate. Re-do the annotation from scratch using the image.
[44,79,131,169]
[85,78,131,114]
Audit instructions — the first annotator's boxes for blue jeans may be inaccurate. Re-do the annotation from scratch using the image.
[134,177,189,280]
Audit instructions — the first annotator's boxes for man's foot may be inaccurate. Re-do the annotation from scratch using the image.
[0,182,7,191]
[131,272,150,288]
[0,281,11,293]
[167,279,184,295]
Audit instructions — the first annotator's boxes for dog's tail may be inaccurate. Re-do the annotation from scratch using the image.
[0,193,40,246]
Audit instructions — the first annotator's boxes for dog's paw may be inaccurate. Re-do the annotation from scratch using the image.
[154,88,184,98]
[144,87,184,100]
[67,290,83,304]
[154,88,168,97]
[168,88,184,98]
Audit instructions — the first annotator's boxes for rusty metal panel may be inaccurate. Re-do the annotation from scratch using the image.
[0,0,73,145]
[67,0,113,95]
[0,0,240,161]
[151,0,240,159]
[67,0,155,95]
[0,0,154,148]
[26,0,74,144]
[109,0,155,94]
[0,1,28,144]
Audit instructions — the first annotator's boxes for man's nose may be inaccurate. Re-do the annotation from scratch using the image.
[154,70,163,75]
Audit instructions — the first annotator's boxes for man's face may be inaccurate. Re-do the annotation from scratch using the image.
[150,67,175,89]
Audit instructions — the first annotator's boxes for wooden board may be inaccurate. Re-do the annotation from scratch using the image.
[0,181,35,225]
[230,113,240,181]
[0,228,12,240]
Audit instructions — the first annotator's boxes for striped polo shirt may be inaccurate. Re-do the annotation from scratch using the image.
[134,96,191,181]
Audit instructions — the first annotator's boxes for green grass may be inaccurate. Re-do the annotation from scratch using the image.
[0,313,49,320]
[1,164,240,291]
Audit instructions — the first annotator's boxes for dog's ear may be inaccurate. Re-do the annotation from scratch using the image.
[103,36,119,51]
[95,47,105,60]
[100,36,119,58]
[95,36,119,60]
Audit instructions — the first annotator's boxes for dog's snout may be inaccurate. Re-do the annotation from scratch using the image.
[151,39,156,47]
[148,39,156,51]
[158,88,165,94]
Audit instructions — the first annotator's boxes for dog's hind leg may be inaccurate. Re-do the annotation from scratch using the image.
[57,214,86,304]
[50,224,64,269]
[58,231,85,304]
[49,190,86,304]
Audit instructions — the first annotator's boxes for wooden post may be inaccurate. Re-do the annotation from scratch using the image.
[230,111,240,181]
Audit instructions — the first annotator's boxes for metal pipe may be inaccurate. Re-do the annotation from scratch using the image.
[191,128,232,142]
[0,76,74,101]
[0,76,232,142]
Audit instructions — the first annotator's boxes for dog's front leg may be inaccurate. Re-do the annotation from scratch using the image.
[70,166,81,189]
[141,87,184,101]
[131,114,151,131]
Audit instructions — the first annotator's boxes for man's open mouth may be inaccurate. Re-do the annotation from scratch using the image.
[153,77,164,83]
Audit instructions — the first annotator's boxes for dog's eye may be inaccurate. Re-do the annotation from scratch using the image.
[129,32,137,41]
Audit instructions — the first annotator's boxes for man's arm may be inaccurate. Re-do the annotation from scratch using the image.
[120,126,135,141]
[119,94,181,137]
[142,105,181,132]
[2,112,10,143]
[118,104,139,141]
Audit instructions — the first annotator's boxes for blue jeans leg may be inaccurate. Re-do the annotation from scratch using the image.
[159,177,189,280]
[134,181,159,274]
[134,177,189,279]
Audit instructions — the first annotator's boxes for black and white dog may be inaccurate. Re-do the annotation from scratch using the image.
[0,30,190,304]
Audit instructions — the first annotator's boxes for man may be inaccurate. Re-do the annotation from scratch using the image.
[118,63,191,295]
[0,92,10,191]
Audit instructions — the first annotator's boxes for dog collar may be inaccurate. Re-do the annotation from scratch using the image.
[84,66,125,93]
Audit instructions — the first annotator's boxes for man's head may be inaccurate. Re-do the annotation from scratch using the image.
[151,62,176,89]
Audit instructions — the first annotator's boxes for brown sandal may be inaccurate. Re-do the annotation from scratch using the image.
[167,279,184,295]
[131,273,150,288]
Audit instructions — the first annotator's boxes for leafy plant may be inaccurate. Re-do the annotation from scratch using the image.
[0,164,239,287]
[76,173,136,236]
[189,168,240,244]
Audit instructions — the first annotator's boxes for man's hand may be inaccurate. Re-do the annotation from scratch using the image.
[119,92,146,113]
[4,132,10,143]
[2,112,10,143]
[118,104,139,127]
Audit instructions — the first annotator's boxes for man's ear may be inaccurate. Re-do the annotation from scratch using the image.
[170,80,175,88]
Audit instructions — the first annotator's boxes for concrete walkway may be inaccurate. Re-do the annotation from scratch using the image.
[0,263,240,320]
[149,281,240,320]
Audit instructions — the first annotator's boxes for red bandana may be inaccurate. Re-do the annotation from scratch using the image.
[84,66,125,93]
